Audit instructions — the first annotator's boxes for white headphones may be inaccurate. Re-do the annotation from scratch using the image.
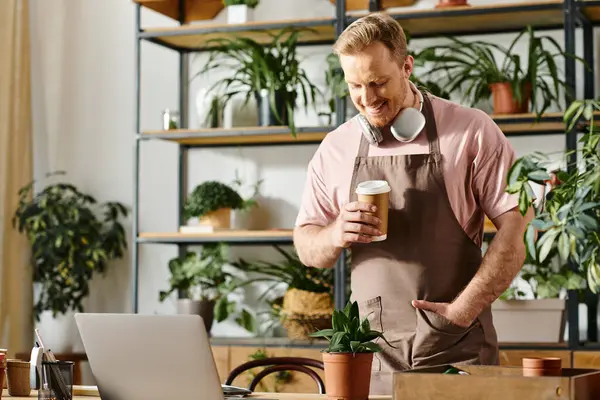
[356,82,426,146]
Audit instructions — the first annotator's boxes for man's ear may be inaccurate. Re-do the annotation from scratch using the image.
[403,55,415,79]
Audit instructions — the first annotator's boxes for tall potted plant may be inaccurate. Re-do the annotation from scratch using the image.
[159,243,257,334]
[500,99,600,341]
[232,246,335,339]
[12,171,129,351]
[420,26,585,118]
[310,300,392,400]
[196,27,319,136]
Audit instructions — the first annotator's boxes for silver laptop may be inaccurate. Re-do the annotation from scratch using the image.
[75,313,243,400]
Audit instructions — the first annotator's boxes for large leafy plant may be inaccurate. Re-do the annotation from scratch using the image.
[310,300,392,354]
[232,245,334,294]
[159,243,257,332]
[197,27,319,136]
[506,99,600,293]
[12,172,129,320]
[420,25,583,118]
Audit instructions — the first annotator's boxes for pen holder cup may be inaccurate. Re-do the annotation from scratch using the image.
[39,361,74,400]
[6,359,32,396]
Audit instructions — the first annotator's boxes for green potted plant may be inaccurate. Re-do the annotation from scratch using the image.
[420,26,585,118]
[319,53,350,126]
[499,98,600,342]
[182,181,245,231]
[223,0,259,24]
[232,246,335,339]
[196,27,319,136]
[12,171,128,351]
[310,300,392,399]
[159,243,257,334]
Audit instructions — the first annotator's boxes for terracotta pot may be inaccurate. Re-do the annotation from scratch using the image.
[522,357,562,377]
[435,0,469,8]
[199,208,231,229]
[322,352,374,400]
[489,82,531,114]
[6,360,31,397]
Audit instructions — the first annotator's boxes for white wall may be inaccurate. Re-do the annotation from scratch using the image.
[28,0,598,367]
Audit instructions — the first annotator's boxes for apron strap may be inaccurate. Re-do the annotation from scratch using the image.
[422,94,441,156]
[355,92,441,157]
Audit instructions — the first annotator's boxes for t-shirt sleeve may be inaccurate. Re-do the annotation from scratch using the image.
[295,151,338,227]
[471,115,521,220]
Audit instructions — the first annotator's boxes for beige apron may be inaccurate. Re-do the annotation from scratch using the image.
[348,94,499,395]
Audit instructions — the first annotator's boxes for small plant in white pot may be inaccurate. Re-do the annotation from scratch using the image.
[224,0,259,24]
[310,300,392,400]
[182,180,245,231]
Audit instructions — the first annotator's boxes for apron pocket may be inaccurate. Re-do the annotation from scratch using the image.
[359,296,384,332]
[412,309,483,367]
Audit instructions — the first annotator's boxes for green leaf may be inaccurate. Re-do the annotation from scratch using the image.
[361,342,383,353]
[214,297,230,322]
[236,309,256,333]
[537,228,560,263]
[525,224,537,262]
[558,231,570,263]
[527,170,551,183]
[311,328,335,338]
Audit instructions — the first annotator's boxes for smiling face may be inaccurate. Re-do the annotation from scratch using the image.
[339,41,414,129]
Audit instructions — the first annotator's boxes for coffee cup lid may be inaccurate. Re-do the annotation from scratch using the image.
[356,180,391,195]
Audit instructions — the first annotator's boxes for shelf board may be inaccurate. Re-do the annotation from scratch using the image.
[136,1,600,51]
[139,113,579,147]
[138,17,336,51]
[140,126,331,146]
[134,0,224,23]
[138,229,295,244]
[349,0,600,38]
[138,223,498,245]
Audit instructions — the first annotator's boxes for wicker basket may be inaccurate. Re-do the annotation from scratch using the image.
[280,288,334,340]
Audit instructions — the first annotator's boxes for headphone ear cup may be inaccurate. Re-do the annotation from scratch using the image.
[357,114,383,146]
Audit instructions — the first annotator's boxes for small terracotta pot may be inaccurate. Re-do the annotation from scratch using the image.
[522,357,562,377]
[435,0,469,8]
[199,208,231,229]
[6,360,32,396]
[322,352,374,400]
[489,82,531,114]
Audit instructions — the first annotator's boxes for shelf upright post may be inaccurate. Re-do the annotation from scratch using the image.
[579,4,598,343]
[333,0,348,311]
[132,2,142,313]
[563,0,580,349]
[177,0,190,294]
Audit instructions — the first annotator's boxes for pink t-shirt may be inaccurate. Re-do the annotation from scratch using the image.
[295,95,520,247]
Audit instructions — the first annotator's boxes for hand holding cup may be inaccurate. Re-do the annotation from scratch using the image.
[330,180,390,248]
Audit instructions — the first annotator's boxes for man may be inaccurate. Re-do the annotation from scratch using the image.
[293,12,533,394]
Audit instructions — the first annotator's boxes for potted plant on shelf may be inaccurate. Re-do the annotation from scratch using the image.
[196,27,319,136]
[232,246,336,339]
[12,171,129,352]
[420,26,585,118]
[500,98,600,342]
[223,0,259,24]
[182,180,245,231]
[159,243,257,335]
[310,300,391,400]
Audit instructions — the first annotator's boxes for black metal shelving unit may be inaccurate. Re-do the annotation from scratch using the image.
[132,0,599,350]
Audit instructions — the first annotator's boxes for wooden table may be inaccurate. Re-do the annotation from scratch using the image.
[2,386,392,399]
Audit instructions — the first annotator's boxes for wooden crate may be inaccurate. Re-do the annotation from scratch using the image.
[393,365,600,400]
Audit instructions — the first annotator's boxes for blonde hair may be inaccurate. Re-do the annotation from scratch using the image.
[332,12,407,64]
